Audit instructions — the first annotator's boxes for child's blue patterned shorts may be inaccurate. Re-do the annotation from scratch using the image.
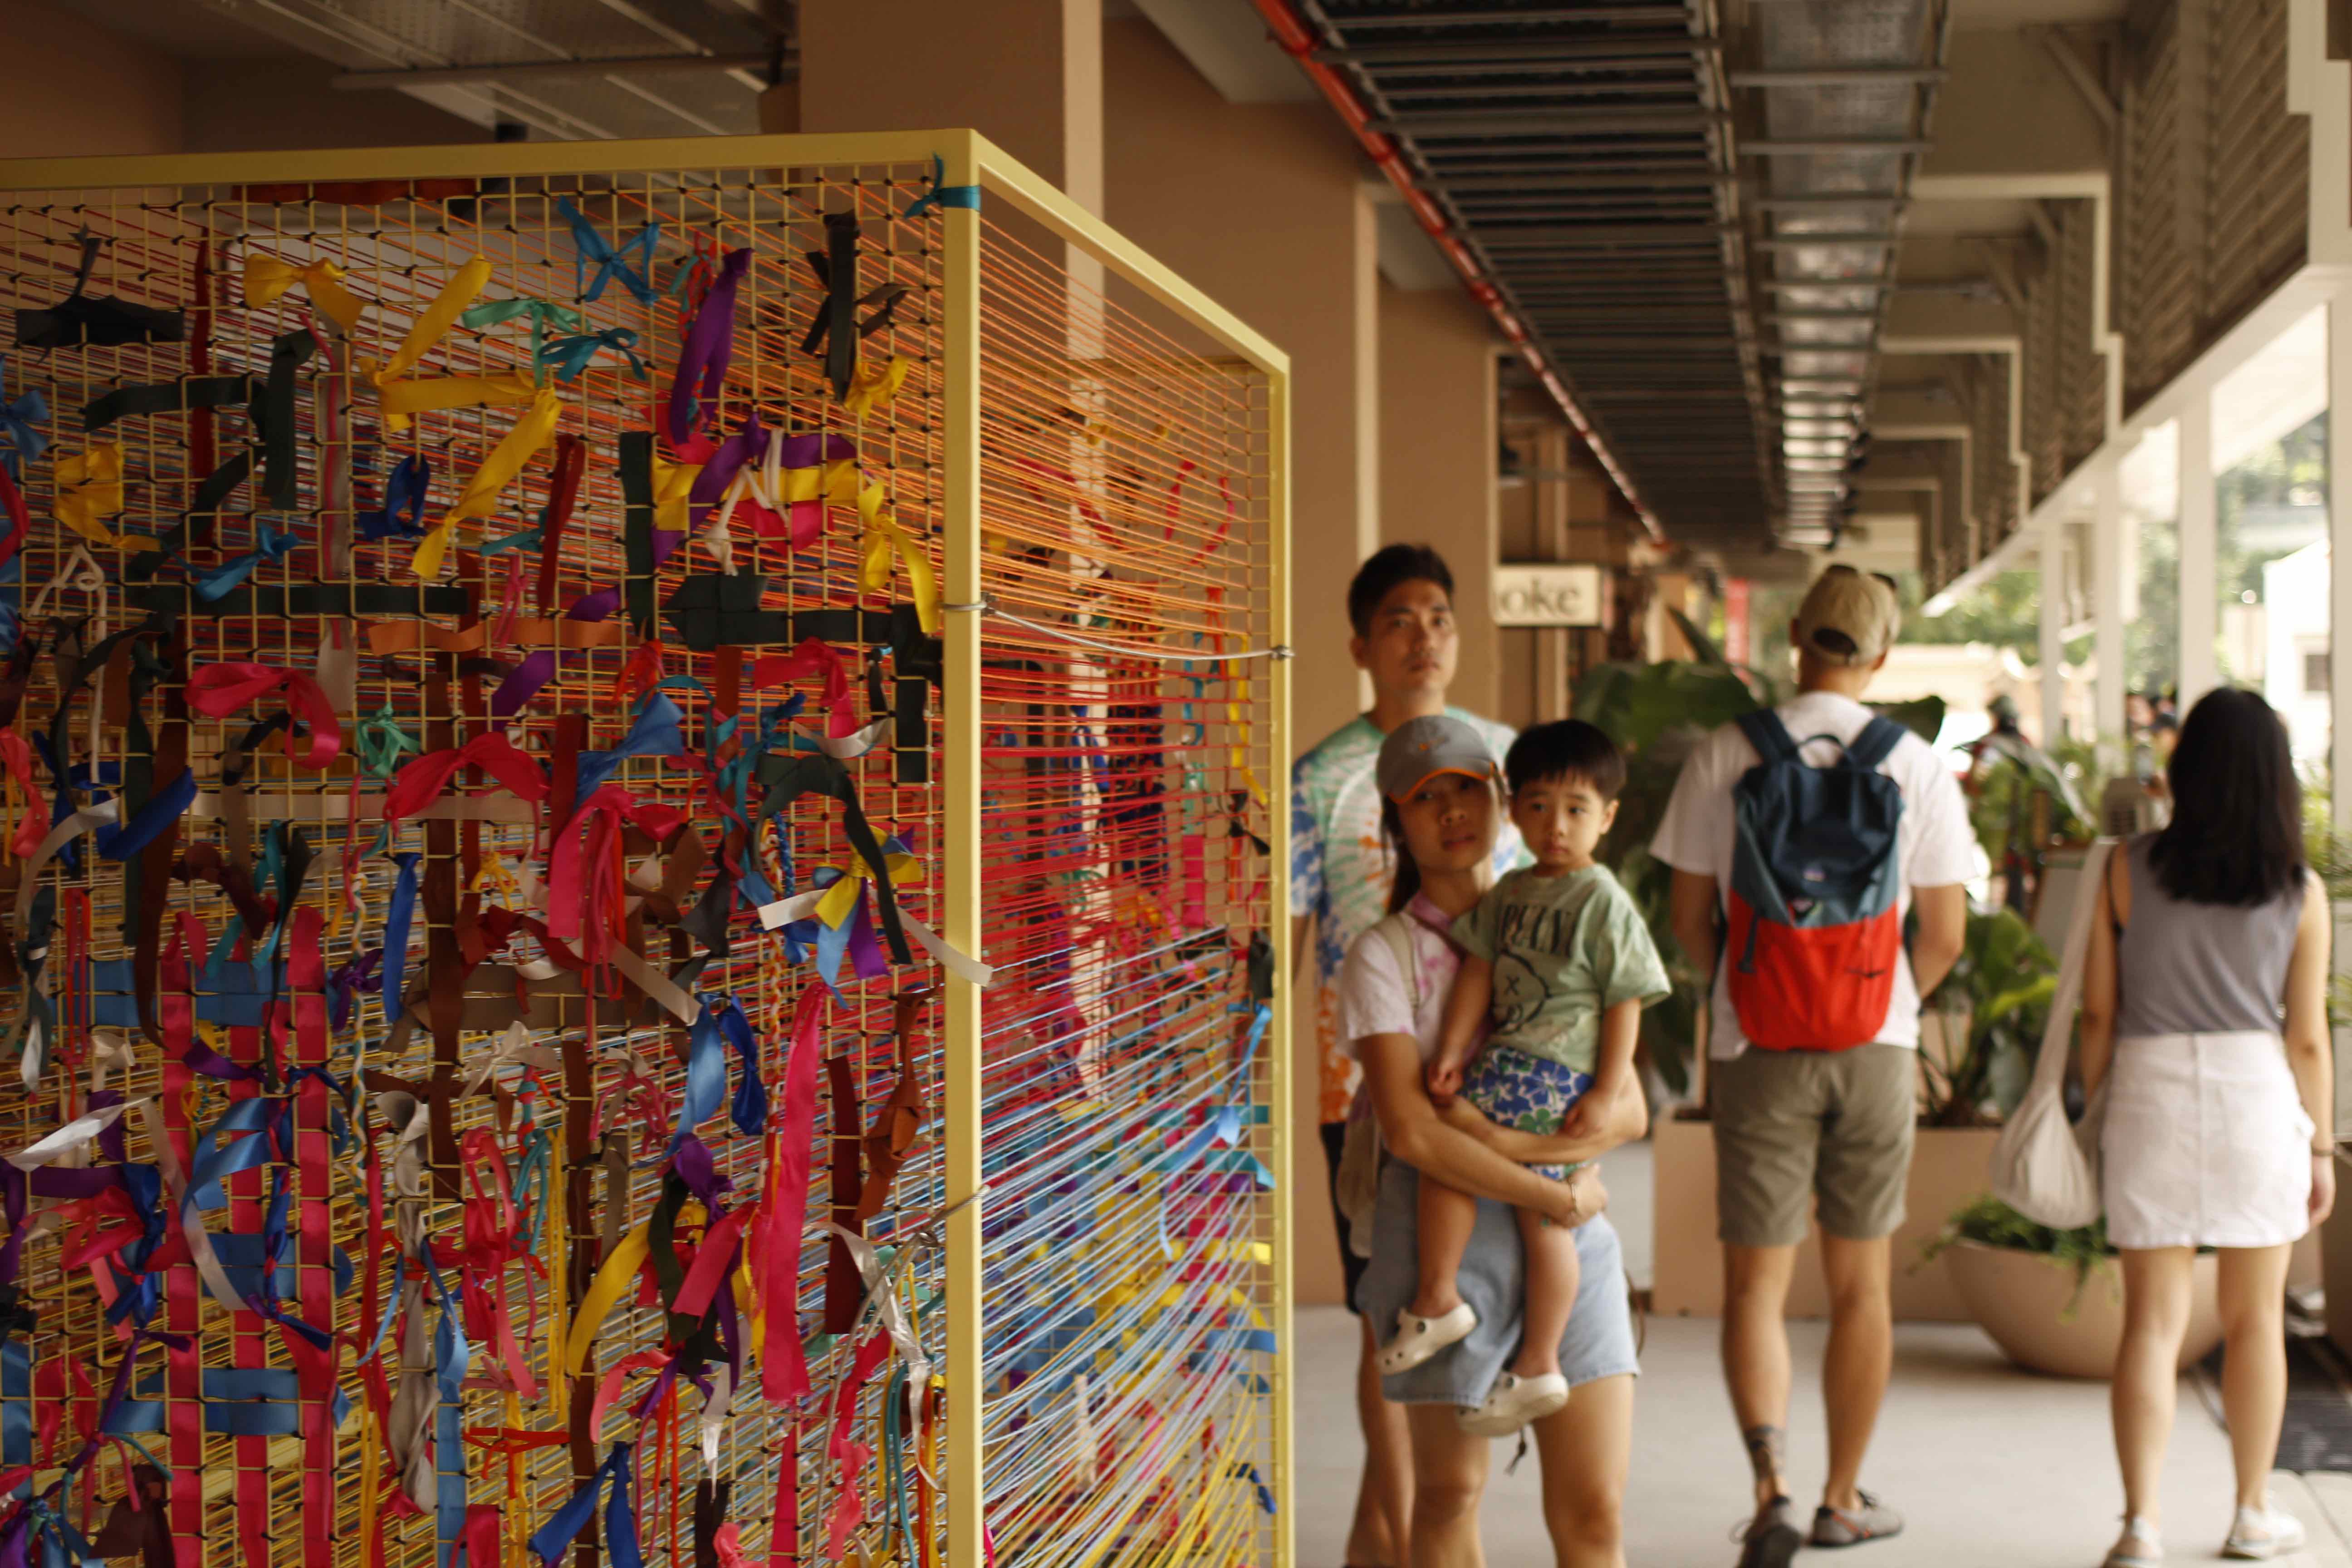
[1460,1045,1593,1183]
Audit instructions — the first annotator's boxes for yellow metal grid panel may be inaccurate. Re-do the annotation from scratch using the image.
[0,130,1290,1568]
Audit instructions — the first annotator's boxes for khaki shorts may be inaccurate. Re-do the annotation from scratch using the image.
[1712,1043,1916,1247]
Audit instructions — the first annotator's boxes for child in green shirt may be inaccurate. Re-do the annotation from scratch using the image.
[1377,719,1670,1434]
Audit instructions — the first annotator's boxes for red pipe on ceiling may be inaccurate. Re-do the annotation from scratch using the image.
[1247,0,1664,542]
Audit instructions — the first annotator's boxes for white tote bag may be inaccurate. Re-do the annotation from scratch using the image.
[1989,838,2117,1230]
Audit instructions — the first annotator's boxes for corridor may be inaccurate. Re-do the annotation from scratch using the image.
[1294,1307,2343,1568]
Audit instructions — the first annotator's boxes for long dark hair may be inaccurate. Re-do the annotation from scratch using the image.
[2148,686,2305,907]
[1382,797,1419,916]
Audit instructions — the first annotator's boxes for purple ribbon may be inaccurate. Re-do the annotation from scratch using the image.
[664,248,752,447]
[491,650,557,718]
[686,410,767,530]
[567,586,619,622]
[327,948,382,1033]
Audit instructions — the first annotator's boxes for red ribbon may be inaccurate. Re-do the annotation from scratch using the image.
[747,639,856,740]
[187,663,343,768]
[542,784,684,953]
[0,466,28,575]
[756,985,827,1403]
[382,733,549,827]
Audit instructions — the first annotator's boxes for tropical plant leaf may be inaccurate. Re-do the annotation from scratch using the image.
[1669,606,1725,666]
[1871,694,1945,743]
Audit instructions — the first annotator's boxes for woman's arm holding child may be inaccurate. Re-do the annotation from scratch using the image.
[1366,1034,1587,1226]
[1426,955,1492,1106]
[1557,996,1641,1141]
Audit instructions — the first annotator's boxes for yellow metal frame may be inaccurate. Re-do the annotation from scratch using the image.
[0,127,1295,1568]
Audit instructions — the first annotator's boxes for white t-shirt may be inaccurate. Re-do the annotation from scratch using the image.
[1649,690,1975,1061]
[1336,896,1471,1069]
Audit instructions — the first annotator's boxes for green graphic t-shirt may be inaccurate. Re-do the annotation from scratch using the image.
[1450,863,1671,1073]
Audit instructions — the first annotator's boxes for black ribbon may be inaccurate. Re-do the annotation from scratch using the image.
[13,232,185,350]
[752,753,915,966]
[621,431,657,635]
[81,375,252,434]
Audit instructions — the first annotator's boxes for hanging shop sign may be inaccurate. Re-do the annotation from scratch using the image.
[1492,562,1605,627]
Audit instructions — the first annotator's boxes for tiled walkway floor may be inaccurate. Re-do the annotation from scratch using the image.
[1295,1305,2352,1567]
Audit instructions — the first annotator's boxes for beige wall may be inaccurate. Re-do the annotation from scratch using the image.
[0,0,181,158]
[0,2,480,162]
[1105,16,1377,1306]
[1380,280,1499,720]
[794,0,1102,209]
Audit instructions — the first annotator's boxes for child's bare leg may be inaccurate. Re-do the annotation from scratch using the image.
[1511,1200,1579,1380]
[1411,1175,1479,1319]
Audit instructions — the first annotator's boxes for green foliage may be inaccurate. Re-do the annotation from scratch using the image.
[1919,1194,2116,1314]
[1898,569,2041,660]
[1572,659,1769,756]
[1920,908,2058,1125]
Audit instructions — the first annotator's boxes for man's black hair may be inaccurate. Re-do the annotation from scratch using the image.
[1347,544,1454,637]
[1504,719,1626,799]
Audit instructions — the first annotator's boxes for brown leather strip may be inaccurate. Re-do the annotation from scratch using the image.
[133,622,188,1046]
[856,987,932,1225]
[423,672,462,1203]
[823,1051,864,1334]
[364,617,626,657]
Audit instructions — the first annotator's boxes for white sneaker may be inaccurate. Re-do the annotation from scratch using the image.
[2222,1502,2305,1560]
[1454,1371,1568,1437]
[2102,1516,2161,1568]
[1376,1302,1476,1375]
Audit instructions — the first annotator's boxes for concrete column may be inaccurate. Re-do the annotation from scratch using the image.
[1381,282,1499,719]
[2331,295,2352,828]
[2179,386,2219,709]
[2039,517,2066,746]
[2094,457,2127,759]
[789,0,1102,213]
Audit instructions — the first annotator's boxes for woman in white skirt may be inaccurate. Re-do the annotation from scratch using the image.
[2082,687,2335,1567]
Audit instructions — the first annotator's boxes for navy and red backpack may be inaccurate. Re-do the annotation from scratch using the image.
[1725,709,1908,1051]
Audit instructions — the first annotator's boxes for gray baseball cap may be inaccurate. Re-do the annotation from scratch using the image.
[1377,714,1502,802]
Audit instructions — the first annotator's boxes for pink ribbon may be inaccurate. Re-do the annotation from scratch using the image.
[382,734,548,827]
[0,728,42,858]
[758,986,827,1403]
[186,662,343,768]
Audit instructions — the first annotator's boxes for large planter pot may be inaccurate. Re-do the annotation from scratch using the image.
[1943,1239,2222,1378]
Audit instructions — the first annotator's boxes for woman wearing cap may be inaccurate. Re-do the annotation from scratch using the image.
[1335,714,1644,1568]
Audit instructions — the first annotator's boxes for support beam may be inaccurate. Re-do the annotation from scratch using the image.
[2094,456,2126,755]
[333,51,778,88]
[2179,386,2218,709]
[2040,517,2067,745]
[2332,296,2352,827]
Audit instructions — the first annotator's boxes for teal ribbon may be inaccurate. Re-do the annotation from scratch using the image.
[555,198,666,308]
[542,328,648,383]
[457,298,587,384]
[903,153,980,218]
[190,523,297,601]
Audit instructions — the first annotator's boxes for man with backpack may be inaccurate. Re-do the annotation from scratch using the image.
[1651,566,1973,1568]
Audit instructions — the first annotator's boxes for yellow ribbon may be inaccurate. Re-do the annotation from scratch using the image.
[410,388,564,581]
[857,483,940,635]
[844,355,911,420]
[360,258,535,433]
[565,1216,651,1378]
[782,456,860,507]
[242,255,366,334]
[814,839,922,931]
[53,443,156,552]
[651,453,702,535]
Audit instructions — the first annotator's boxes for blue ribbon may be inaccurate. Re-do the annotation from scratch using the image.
[189,522,296,602]
[0,362,45,481]
[555,199,664,307]
[419,1242,471,1568]
[383,854,421,1024]
[573,692,685,799]
[92,771,197,862]
[357,456,431,542]
[670,996,766,1152]
[542,328,649,383]
[476,524,542,557]
[903,154,982,218]
[528,1441,642,1568]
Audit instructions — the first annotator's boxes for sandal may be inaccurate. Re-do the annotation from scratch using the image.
[2103,1516,2161,1568]
[1454,1371,1568,1436]
[1376,1302,1475,1375]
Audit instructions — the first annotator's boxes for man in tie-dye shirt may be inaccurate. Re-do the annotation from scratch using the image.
[1289,544,1523,1568]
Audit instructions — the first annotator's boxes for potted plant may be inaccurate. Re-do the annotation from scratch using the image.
[1925,1196,2221,1378]
[1918,906,2058,1126]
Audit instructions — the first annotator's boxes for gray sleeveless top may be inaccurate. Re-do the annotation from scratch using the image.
[2114,833,2304,1038]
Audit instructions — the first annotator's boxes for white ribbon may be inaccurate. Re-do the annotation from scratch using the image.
[14,799,118,936]
[806,716,892,760]
[461,1020,564,1098]
[7,1096,148,1171]
[752,890,994,986]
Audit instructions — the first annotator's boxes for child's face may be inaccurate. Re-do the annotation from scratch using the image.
[1396,773,1497,881]
[1351,580,1458,704]
[1511,773,1617,872]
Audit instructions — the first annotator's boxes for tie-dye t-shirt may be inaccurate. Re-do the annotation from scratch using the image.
[1290,709,1524,1123]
